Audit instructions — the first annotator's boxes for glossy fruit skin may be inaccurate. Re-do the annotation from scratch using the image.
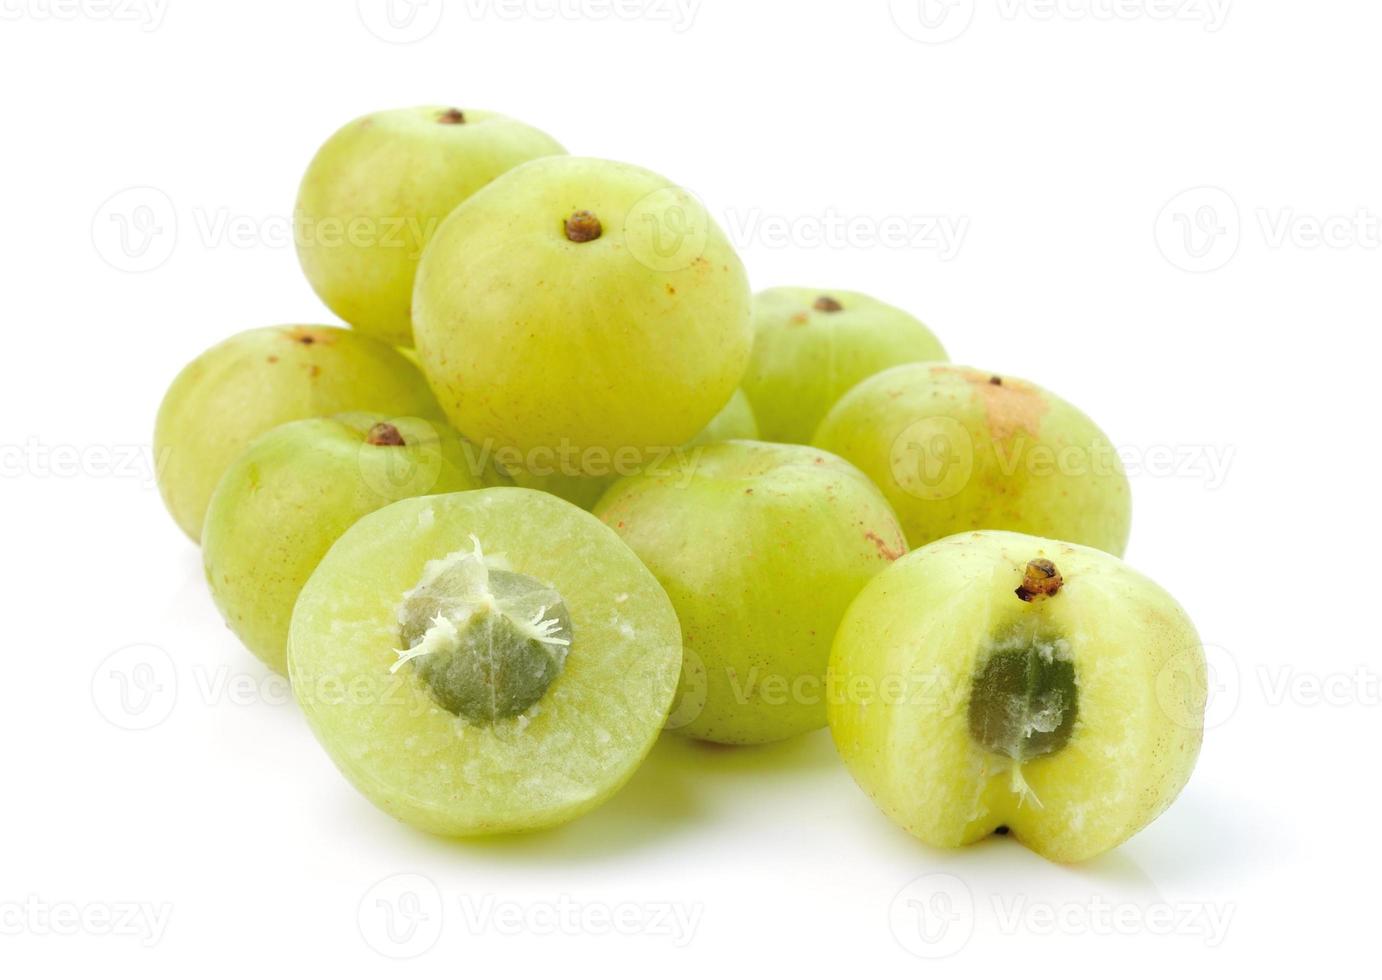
[413,156,753,473]
[202,414,503,674]
[813,363,1131,555]
[828,530,1206,863]
[743,287,947,444]
[512,388,760,510]
[288,488,682,837]
[295,107,565,347]
[154,326,441,542]
[594,440,907,744]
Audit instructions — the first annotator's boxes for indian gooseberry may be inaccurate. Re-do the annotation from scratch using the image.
[202,414,505,674]
[288,488,682,836]
[812,363,1131,555]
[593,440,907,744]
[827,530,1206,862]
[743,287,947,444]
[412,156,753,474]
[295,106,565,347]
[154,325,441,541]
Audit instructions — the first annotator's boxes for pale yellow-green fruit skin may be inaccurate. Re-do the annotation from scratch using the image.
[813,363,1131,555]
[744,287,947,444]
[288,489,682,837]
[413,156,753,473]
[828,530,1206,863]
[594,441,907,745]
[511,388,760,510]
[202,414,503,674]
[154,326,441,542]
[295,107,565,347]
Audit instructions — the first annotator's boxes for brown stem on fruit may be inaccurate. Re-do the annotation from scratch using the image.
[990,375,1003,386]
[438,108,466,124]
[1015,558,1063,602]
[564,210,602,243]
[366,422,406,447]
[813,295,844,313]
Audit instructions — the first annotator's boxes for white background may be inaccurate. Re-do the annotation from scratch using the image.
[1,0,1374,974]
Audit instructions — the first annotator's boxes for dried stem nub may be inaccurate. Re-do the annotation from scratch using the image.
[366,422,406,447]
[564,210,602,243]
[1015,558,1063,602]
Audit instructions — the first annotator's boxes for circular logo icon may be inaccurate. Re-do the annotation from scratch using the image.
[889,872,974,959]
[358,873,443,959]
[889,0,976,44]
[1154,186,1240,273]
[664,646,708,732]
[1155,641,1237,731]
[623,186,712,273]
[890,416,974,501]
[356,0,444,44]
[92,644,178,731]
[91,187,177,273]
[357,416,445,499]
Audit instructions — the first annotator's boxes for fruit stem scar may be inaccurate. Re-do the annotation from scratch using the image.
[366,422,406,447]
[564,210,602,243]
[438,108,466,124]
[1016,558,1063,602]
[813,295,843,313]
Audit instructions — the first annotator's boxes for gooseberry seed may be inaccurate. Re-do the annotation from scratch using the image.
[392,536,573,723]
[366,422,406,447]
[564,209,602,243]
[968,626,1078,765]
[813,295,843,313]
